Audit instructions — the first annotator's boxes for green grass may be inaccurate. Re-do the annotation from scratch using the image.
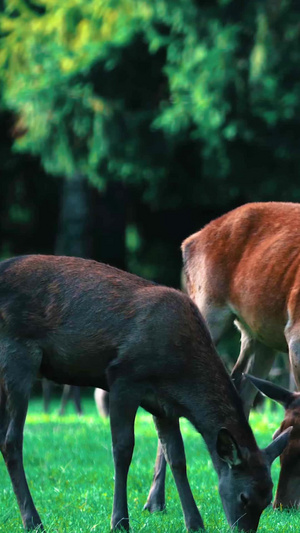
[0,397,299,532]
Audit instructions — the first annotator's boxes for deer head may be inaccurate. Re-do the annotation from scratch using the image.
[246,374,300,508]
[216,425,292,529]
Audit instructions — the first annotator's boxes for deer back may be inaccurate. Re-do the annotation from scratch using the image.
[182,202,300,351]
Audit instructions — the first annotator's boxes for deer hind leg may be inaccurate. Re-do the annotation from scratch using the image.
[153,416,204,532]
[0,338,43,531]
[232,322,276,418]
[108,376,142,531]
[144,438,166,512]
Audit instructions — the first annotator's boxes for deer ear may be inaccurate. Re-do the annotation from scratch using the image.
[216,428,242,467]
[245,374,295,408]
[264,426,292,464]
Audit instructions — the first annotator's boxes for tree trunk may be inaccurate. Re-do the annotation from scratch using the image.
[55,172,90,258]
[90,181,126,270]
[43,172,90,415]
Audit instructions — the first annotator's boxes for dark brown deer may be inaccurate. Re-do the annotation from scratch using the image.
[0,254,289,532]
[178,201,300,510]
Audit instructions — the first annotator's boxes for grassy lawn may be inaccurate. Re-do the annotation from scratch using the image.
[0,396,299,532]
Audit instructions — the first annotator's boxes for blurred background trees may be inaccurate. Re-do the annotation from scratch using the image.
[0,0,300,290]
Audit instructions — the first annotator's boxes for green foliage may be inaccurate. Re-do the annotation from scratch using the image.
[0,0,152,184]
[2,1,300,282]
[2,0,300,202]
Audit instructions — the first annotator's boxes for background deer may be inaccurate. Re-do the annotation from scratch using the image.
[181,201,300,508]
[0,254,289,532]
[42,380,83,415]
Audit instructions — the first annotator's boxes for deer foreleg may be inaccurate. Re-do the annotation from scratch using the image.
[153,416,204,532]
[232,323,276,418]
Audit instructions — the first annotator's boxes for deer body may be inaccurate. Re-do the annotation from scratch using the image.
[0,255,288,531]
[181,203,300,403]
[179,201,300,507]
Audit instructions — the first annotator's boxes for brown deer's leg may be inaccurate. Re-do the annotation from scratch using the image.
[153,416,204,532]
[72,386,83,415]
[231,321,254,381]
[109,380,141,531]
[144,439,167,512]
[0,338,44,531]
[59,385,82,416]
[232,322,276,418]
[59,384,71,415]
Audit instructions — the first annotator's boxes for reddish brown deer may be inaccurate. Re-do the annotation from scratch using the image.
[180,201,300,509]
[0,254,289,532]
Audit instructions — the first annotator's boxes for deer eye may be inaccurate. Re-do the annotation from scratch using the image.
[240,493,249,507]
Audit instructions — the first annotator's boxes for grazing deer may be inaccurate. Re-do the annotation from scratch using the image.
[0,255,289,532]
[177,201,300,510]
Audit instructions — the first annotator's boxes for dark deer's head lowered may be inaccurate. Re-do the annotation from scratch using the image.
[216,426,292,530]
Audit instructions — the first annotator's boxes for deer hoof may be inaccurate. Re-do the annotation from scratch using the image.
[143,501,166,513]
